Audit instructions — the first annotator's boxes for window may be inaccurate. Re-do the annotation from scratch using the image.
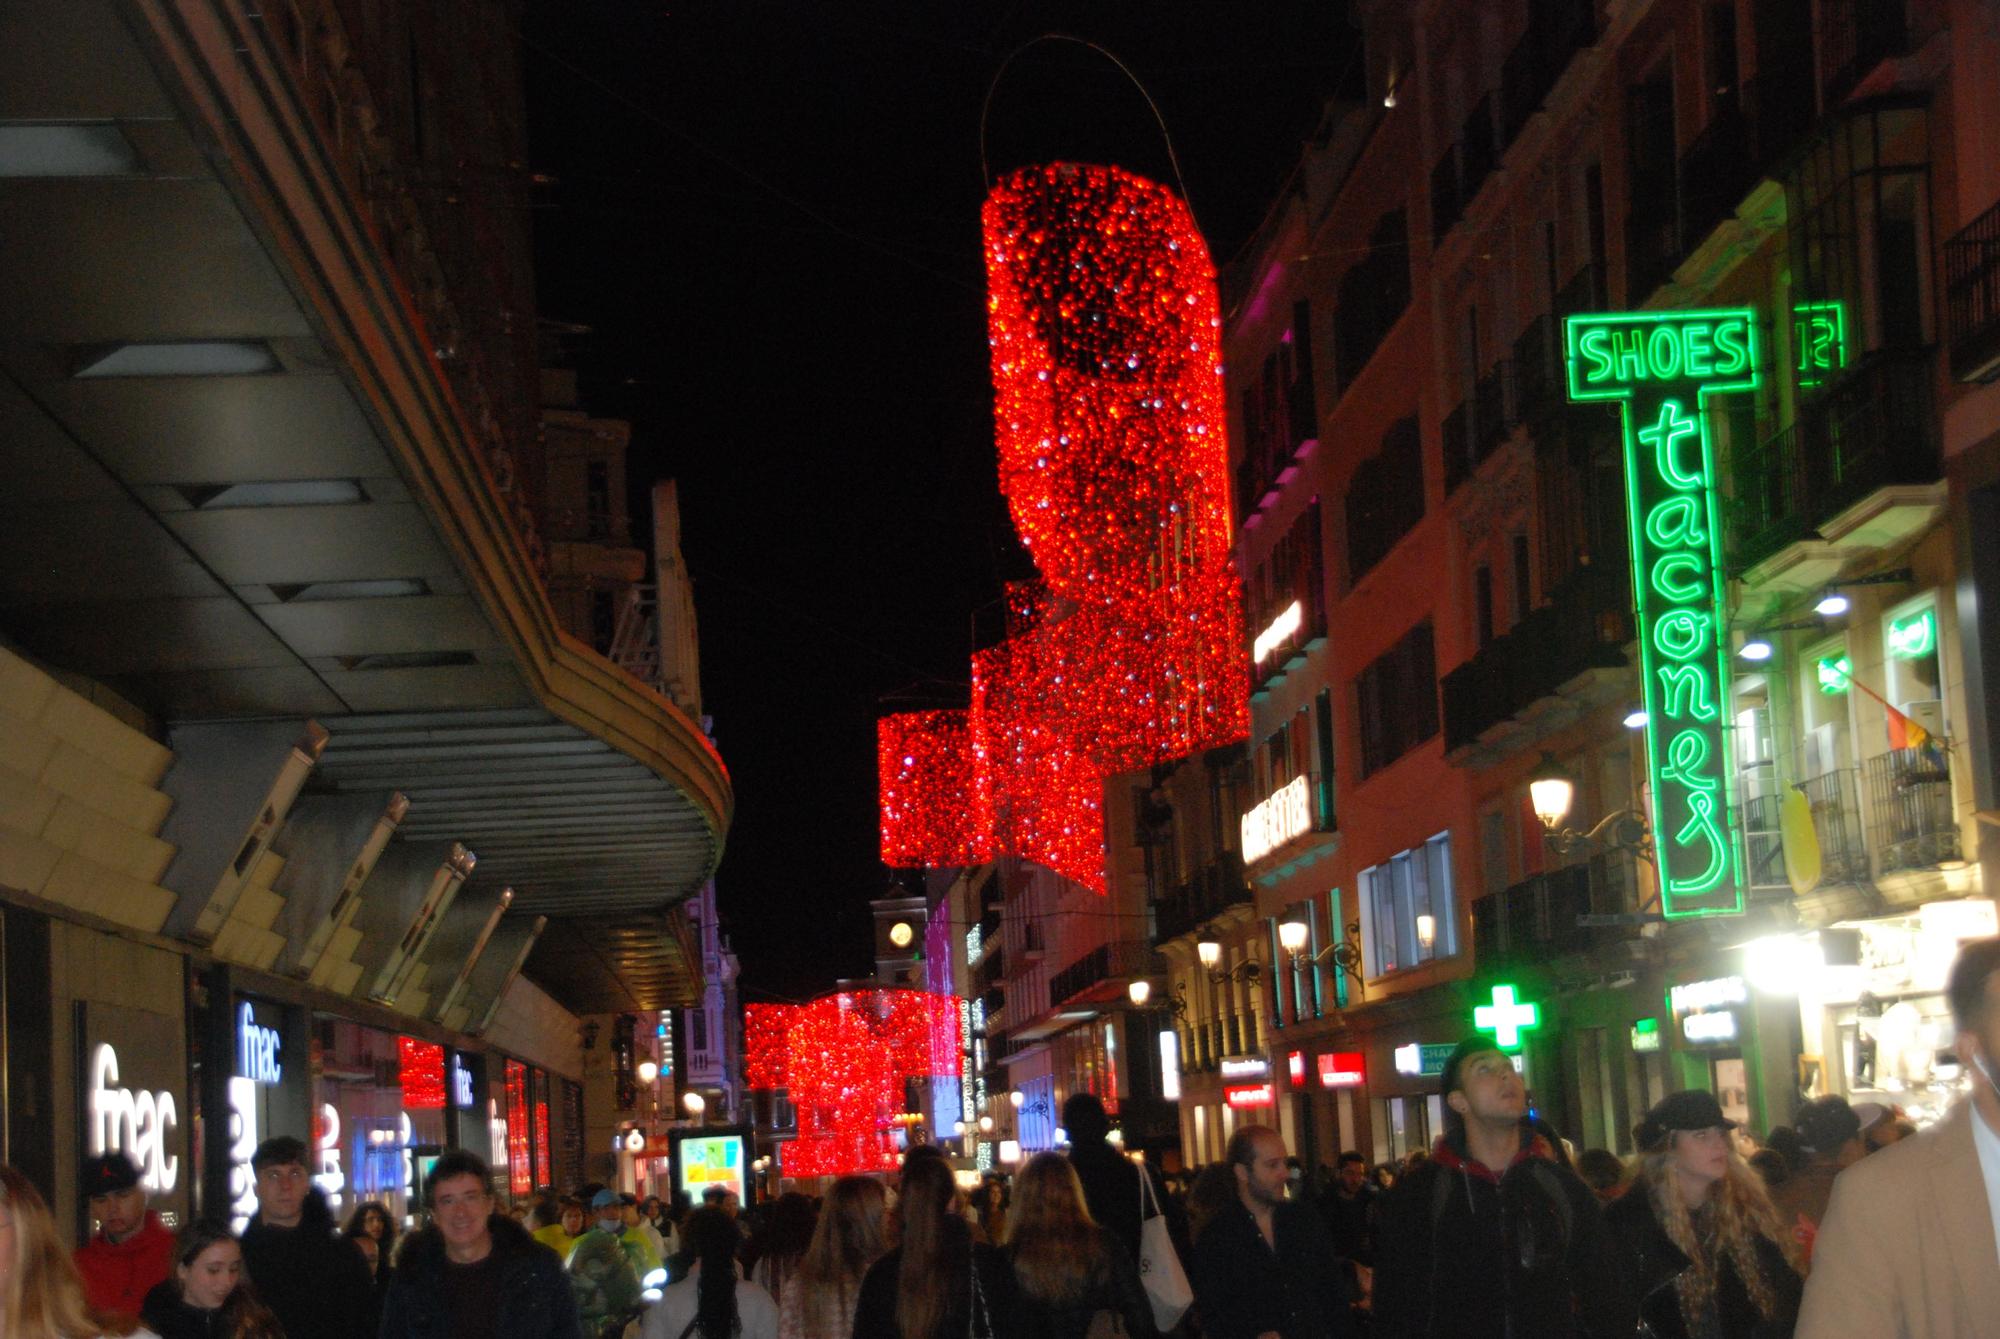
[1511,534,1532,625]
[1474,565,1495,647]
[1355,620,1439,776]
[1334,211,1412,391]
[1344,415,1424,581]
[1360,830,1458,976]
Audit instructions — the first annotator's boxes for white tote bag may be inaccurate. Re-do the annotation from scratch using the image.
[1137,1165,1193,1331]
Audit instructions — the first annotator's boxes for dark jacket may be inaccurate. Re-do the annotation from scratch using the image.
[1316,1183,1378,1264]
[240,1191,375,1339]
[140,1281,229,1339]
[851,1229,1018,1339]
[1066,1141,1148,1265]
[1604,1189,1801,1339]
[381,1214,582,1339]
[1371,1127,1634,1339]
[1008,1225,1159,1339]
[1190,1199,1356,1339]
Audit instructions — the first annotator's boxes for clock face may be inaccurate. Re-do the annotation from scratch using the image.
[888,921,913,948]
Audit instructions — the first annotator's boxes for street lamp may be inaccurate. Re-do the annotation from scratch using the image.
[1127,979,1152,1007]
[636,1060,659,1084]
[978,1115,994,1133]
[1528,752,1654,862]
[1196,939,1221,969]
[1528,754,1576,830]
[683,1091,706,1119]
[1009,1090,1024,1110]
[1277,920,1309,956]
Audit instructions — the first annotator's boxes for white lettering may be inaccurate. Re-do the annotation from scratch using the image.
[314,1103,344,1215]
[1253,601,1304,665]
[228,1076,260,1233]
[1682,1011,1739,1043]
[1669,976,1747,1014]
[1219,1057,1269,1079]
[237,1004,283,1085]
[87,1044,179,1194]
[1241,774,1314,864]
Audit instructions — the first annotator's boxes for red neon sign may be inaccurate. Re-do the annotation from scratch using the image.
[1287,1051,1305,1085]
[1224,1083,1274,1108]
[1317,1052,1365,1089]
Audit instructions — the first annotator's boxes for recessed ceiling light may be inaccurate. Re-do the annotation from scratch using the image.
[271,578,429,603]
[176,480,365,509]
[73,341,278,378]
[0,124,139,177]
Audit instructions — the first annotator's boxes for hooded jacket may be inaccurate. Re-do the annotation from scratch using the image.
[1604,1188,1800,1339]
[1371,1124,1633,1339]
[382,1214,582,1339]
[75,1210,178,1321]
[239,1190,374,1339]
[140,1280,235,1339]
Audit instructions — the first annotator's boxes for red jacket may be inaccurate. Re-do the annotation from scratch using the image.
[74,1212,176,1321]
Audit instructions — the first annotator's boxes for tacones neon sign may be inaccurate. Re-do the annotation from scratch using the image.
[1566,309,1760,918]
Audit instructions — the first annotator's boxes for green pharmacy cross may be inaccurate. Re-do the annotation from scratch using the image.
[1567,309,1762,918]
[1473,984,1541,1050]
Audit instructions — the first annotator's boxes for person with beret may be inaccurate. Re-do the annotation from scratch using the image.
[1370,1036,1632,1339]
[1767,1097,1864,1267]
[1605,1091,1802,1339]
[74,1151,177,1324]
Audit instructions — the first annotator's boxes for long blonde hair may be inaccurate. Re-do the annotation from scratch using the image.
[2,1165,139,1339]
[791,1176,887,1338]
[1006,1153,1106,1307]
[1636,1136,1798,1320]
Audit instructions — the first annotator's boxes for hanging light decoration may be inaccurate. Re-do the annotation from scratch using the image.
[878,163,1249,891]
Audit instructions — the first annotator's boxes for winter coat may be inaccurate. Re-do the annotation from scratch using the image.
[139,1281,228,1339]
[1008,1225,1160,1339]
[1066,1142,1149,1265]
[563,1225,643,1327]
[850,1228,1018,1339]
[1604,1184,1801,1339]
[1795,1100,2000,1339]
[76,1211,178,1322]
[381,1214,582,1339]
[239,1191,374,1339]
[1190,1199,1355,1339]
[1370,1126,1634,1339]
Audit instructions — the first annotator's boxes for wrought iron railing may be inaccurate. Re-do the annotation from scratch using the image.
[1474,360,1516,461]
[1945,196,2000,383]
[1739,766,1871,892]
[1864,746,1960,874]
[1441,562,1631,753]
[1819,0,1910,107]
[1155,852,1251,944]
[1472,853,1635,967]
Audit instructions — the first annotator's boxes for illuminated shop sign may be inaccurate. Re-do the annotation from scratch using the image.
[87,1045,179,1193]
[1317,1052,1364,1089]
[1253,601,1303,664]
[1682,1011,1739,1044]
[1394,1043,1455,1077]
[1817,656,1852,695]
[1287,1051,1305,1085]
[1630,1018,1662,1053]
[1224,1083,1274,1108]
[238,1003,283,1085]
[1241,774,1313,864]
[1219,1056,1269,1079]
[451,1053,476,1108]
[1473,984,1542,1050]
[1567,309,1761,918]
[1793,300,1849,388]
[1888,609,1936,660]
[1669,976,1747,1014]
[965,925,983,967]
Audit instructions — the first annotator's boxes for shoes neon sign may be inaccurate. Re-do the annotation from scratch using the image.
[1565,309,1761,918]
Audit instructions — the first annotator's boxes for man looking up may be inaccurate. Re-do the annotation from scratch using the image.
[1191,1124,1355,1339]
[73,1151,176,1323]
[239,1136,373,1339]
[381,1150,581,1339]
[1799,936,2000,1337]
[1371,1038,1631,1339]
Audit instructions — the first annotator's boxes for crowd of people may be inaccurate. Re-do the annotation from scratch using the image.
[10,936,1996,1339]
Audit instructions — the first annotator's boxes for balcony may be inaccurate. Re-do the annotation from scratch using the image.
[1820,0,1910,108]
[1459,96,1499,210]
[1475,361,1516,460]
[1945,197,2000,383]
[1472,855,1636,967]
[1441,397,1475,495]
[1442,563,1632,762]
[1155,852,1251,944]
[1513,316,1561,433]
[1048,939,1158,1012]
[1730,348,1943,576]
[1241,771,1338,882]
[1431,150,1463,246]
[1678,97,1757,252]
[1864,746,1961,876]
[1741,767,1871,892]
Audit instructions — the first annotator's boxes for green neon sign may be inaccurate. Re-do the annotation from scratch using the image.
[1817,655,1853,694]
[1473,984,1542,1050]
[1793,300,1850,389]
[1888,609,1936,660]
[1567,309,1761,918]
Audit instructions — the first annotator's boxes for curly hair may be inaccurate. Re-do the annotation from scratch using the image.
[1634,1136,1798,1321]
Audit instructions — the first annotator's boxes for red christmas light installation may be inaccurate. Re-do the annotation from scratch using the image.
[398,1036,447,1110]
[879,163,1248,890]
[742,988,962,1179]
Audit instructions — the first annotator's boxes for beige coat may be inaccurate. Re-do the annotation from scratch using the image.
[1796,1099,2000,1339]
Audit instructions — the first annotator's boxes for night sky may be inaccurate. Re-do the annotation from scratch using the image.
[522,3,1359,1001]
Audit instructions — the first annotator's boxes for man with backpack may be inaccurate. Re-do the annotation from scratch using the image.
[1370,1037,1632,1339]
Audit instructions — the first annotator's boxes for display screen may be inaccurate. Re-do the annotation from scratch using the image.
[675,1132,746,1204]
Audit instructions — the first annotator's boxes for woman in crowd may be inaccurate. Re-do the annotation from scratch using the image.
[968,1179,1006,1247]
[0,1164,145,1339]
[342,1202,397,1283]
[531,1198,586,1259]
[747,1193,817,1302]
[852,1154,1016,1339]
[1004,1153,1156,1339]
[777,1176,886,1339]
[640,1207,776,1339]
[140,1220,283,1339]
[1607,1091,1803,1339]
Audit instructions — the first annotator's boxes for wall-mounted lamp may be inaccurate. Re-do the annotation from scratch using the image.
[1127,979,1152,1007]
[1277,918,1365,979]
[1529,752,1655,861]
[635,1060,659,1085]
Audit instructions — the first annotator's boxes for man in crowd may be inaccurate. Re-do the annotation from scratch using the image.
[1771,1094,1865,1262]
[72,1152,175,1322]
[1191,1124,1355,1339]
[240,1136,374,1339]
[1799,936,2000,1336]
[380,1150,580,1339]
[1316,1150,1377,1307]
[565,1187,642,1332]
[1371,1038,1630,1339]
[1063,1091,1154,1265]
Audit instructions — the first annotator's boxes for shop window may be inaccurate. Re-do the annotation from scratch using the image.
[314,1018,446,1227]
[1883,598,1944,735]
[504,1060,531,1199]
[1359,830,1457,976]
[1801,635,1856,778]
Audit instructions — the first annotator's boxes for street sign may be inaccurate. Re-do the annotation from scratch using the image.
[1393,1043,1457,1077]
[1566,309,1761,918]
